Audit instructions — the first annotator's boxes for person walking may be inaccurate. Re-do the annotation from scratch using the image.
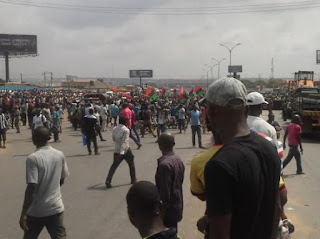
[141,105,157,138]
[155,133,185,230]
[51,106,61,143]
[177,105,186,133]
[156,104,167,142]
[13,105,21,133]
[204,77,281,239]
[0,108,8,148]
[111,102,119,126]
[190,104,204,148]
[283,114,304,174]
[19,127,69,239]
[82,108,100,155]
[100,103,108,132]
[105,117,137,188]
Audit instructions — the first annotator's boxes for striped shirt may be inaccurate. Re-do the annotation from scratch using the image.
[112,124,130,155]
[0,114,7,130]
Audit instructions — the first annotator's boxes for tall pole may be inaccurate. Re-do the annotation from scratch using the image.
[50,72,53,88]
[220,43,241,75]
[20,73,23,83]
[5,52,9,82]
[212,58,226,79]
[206,71,209,89]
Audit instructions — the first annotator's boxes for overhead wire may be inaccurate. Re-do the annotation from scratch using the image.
[0,0,319,15]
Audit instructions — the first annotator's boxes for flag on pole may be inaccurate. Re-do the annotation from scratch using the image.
[195,86,205,96]
[160,88,166,97]
[178,85,189,103]
[189,88,194,97]
[145,87,154,97]
[149,93,159,102]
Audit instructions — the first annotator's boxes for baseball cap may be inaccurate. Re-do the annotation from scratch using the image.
[205,77,248,109]
[247,92,268,105]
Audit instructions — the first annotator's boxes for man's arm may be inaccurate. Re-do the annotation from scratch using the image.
[157,164,173,218]
[119,129,130,156]
[283,128,288,150]
[297,133,303,153]
[19,183,37,231]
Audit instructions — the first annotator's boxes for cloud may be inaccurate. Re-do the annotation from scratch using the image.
[0,0,320,80]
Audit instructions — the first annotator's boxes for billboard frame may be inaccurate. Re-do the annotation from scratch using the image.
[317,50,320,64]
[0,34,38,57]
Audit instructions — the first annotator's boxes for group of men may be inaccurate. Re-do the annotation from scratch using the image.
[16,77,305,239]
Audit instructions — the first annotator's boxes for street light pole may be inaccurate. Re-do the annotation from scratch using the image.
[212,58,226,79]
[204,64,217,83]
[220,43,241,74]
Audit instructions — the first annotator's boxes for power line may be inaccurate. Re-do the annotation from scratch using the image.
[0,0,319,15]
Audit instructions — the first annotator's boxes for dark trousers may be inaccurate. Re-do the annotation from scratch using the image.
[163,214,178,231]
[283,146,302,173]
[21,113,27,125]
[131,125,140,142]
[130,129,141,146]
[191,125,202,147]
[15,118,20,133]
[87,135,98,153]
[178,119,185,132]
[157,124,166,138]
[23,212,66,239]
[106,149,136,182]
[0,129,6,142]
[51,126,59,142]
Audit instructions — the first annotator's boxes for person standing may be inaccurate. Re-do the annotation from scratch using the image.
[105,117,137,188]
[247,92,278,145]
[141,105,157,138]
[0,108,8,148]
[82,108,100,155]
[190,105,204,148]
[100,103,108,132]
[177,105,186,134]
[283,114,304,174]
[111,102,119,126]
[156,105,167,142]
[13,105,21,133]
[205,78,281,239]
[19,127,69,239]
[155,133,185,230]
[51,106,61,143]
[32,109,47,132]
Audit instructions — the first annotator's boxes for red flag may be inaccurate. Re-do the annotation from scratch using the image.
[121,93,132,99]
[145,87,153,97]
[195,86,202,93]
[179,85,184,97]
[174,85,177,92]
[160,88,166,97]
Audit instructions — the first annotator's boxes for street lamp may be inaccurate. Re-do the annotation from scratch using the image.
[220,43,241,74]
[204,64,217,83]
[212,58,226,79]
[203,68,211,89]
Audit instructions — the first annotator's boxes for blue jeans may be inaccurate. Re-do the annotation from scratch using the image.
[283,146,302,173]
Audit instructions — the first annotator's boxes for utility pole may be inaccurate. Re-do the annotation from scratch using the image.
[43,72,47,87]
[20,73,23,83]
[50,72,53,88]
[5,52,9,82]
[271,57,274,79]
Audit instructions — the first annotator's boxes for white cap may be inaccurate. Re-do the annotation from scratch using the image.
[247,92,268,105]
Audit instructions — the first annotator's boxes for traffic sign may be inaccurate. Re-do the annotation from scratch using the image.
[228,65,243,73]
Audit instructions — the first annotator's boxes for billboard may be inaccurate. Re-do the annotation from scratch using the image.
[129,70,153,78]
[0,34,37,56]
[228,65,243,73]
[317,50,320,64]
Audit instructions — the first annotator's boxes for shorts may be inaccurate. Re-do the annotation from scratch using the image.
[0,129,6,141]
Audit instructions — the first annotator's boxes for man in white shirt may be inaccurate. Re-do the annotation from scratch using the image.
[105,117,137,188]
[247,92,278,145]
[19,127,69,239]
[32,109,47,131]
[100,103,108,132]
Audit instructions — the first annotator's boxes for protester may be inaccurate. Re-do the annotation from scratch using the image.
[155,133,185,230]
[0,108,8,148]
[105,117,137,188]
[190,104,204,148]
[19,127,69,239]
[32,109,47,132]
[205,78,281,239]
[177,105,186,134]
[126,181,181,239]
[283,114,304,174]
[51,105,61,143]
[141,105,157,138]
[247,92,278,145]
[82,108,100,155]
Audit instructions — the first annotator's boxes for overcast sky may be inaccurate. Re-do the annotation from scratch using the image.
[0,0,320,80]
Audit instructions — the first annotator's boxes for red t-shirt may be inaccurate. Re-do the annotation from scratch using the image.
[121,107,132,128]
[287,123,301,146]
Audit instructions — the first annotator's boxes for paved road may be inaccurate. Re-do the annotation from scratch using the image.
[0,110,319,239]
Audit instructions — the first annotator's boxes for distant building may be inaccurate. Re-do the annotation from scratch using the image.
[61,78,113,90]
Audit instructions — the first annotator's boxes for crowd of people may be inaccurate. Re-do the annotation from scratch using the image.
[0,77,304,239]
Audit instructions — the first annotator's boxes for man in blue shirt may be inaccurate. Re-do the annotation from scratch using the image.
[191,104,204,148]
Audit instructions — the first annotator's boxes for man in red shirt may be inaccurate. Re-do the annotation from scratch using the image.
[283,114,304,174]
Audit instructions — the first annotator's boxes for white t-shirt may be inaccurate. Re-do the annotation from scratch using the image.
[247,115,278,145]
[26,146,69,217]
[33,114,47,129]
[157,110,166,125]
[100,106,108,120]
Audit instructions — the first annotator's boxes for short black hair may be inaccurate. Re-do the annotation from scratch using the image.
[126,181,161,214]
[32,126,50,144]
[119,117,126,125]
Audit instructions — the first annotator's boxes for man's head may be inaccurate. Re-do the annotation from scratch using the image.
[126,181,163,232]
[88,108,94,115]
[158,133,175,153]
[122,103,128,109]
[268,113,275,122]
[205,77,248,134]
[32,126,51,147]
[119,117,127,125]
[292,114,301,125]
[247,92,268,117]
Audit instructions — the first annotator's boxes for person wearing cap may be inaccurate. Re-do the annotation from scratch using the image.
[204,77,281,239]
[247,92,278,145]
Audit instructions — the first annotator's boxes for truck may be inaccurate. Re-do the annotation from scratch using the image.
[287,71,320,134]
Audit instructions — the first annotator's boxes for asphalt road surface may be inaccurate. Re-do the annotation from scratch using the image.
[0,110,319,239]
